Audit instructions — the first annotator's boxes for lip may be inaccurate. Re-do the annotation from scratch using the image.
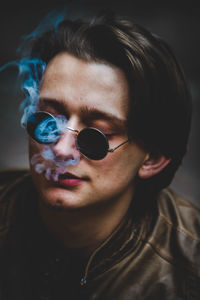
[53,171,86,187]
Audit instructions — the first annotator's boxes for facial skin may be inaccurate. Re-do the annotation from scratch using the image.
[29,52,148,214]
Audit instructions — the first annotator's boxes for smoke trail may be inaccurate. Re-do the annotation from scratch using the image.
[0,58,46,126]
[17,7,68,57]
[0,7,81,180]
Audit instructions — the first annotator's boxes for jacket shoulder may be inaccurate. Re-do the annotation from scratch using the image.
[158,188,200,241]
[0,169,29,194]
[148,188,200,276]
[0,169,31,237]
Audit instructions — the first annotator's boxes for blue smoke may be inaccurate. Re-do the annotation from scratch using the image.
[0,7,81,180]
[34,115,63,144]
[0,57,46,126]
[30,113,80,181]
[31,113,72,144]
[17,7,68,57]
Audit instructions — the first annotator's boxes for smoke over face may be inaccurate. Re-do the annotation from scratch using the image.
[28,113,80,181]
[0,8,81,180]
[31,142,80,182]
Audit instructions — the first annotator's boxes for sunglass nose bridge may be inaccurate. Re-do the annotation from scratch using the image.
[66,127,79,134]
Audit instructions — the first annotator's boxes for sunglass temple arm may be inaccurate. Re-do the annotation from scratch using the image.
[108,140,129,152]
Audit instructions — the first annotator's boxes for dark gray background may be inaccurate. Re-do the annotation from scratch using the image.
[0,0,199,206]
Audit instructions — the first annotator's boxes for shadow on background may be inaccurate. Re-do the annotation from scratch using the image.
[0,0,199,206]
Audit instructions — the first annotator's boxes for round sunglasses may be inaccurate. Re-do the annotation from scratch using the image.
[26,111,129,160]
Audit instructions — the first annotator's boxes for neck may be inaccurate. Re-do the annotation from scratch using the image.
[38,192,134,258]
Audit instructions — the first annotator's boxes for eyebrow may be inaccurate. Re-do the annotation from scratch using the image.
[38,97,127,128]
[38,98,66,114]
[80,106,127,128]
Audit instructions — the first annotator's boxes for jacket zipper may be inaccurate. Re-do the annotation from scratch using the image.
[80,215,129,286]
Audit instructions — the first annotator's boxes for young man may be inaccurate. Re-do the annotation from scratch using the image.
[0,12,199,300]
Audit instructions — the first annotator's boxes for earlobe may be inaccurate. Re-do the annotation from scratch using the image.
[138,153,171,179]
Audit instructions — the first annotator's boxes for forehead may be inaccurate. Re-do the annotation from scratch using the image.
[39,52,130,120]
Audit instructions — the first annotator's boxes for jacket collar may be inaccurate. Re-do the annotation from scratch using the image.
[1,172,154,287]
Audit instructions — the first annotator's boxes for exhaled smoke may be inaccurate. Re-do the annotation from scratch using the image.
[31,143,80,182]
[0,7,81,180]
[34,114,67,144]
[29,113,80,180]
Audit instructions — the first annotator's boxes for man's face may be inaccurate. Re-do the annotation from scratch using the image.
[29,52,147,211]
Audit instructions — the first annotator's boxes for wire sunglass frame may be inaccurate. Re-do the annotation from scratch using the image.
[26,111,129,160]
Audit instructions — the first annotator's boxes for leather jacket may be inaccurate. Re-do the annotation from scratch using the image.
[0,170,199,300]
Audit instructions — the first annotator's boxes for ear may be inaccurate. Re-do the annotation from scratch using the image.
[138,153,171,179]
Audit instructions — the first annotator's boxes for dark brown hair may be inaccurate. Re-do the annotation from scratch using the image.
[29,11,192,194]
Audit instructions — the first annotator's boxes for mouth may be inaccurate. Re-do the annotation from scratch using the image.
[59,172,82,179]
[53,171,87,187]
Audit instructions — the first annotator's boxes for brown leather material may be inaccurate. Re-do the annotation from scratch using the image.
[0,171,199,299]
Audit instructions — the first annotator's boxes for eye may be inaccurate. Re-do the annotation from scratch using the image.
[104,133,115,139]
[92,128,114,138]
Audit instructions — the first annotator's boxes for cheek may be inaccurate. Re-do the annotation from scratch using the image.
[28,140,46,181]
[90,144,146,184]
[29,138,39,157]
[29,140,36,168]
[28,140,41,175]
[29,139,47,161]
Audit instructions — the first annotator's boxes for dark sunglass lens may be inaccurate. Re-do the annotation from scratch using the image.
[26,112,60,144]
[77,128,109,160]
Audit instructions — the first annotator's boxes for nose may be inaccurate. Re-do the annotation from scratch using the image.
[52,127,81,161]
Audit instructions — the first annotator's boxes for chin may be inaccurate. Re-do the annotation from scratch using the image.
[37,186,88,212]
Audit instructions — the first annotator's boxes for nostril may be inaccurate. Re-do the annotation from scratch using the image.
[54,153,80,167]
